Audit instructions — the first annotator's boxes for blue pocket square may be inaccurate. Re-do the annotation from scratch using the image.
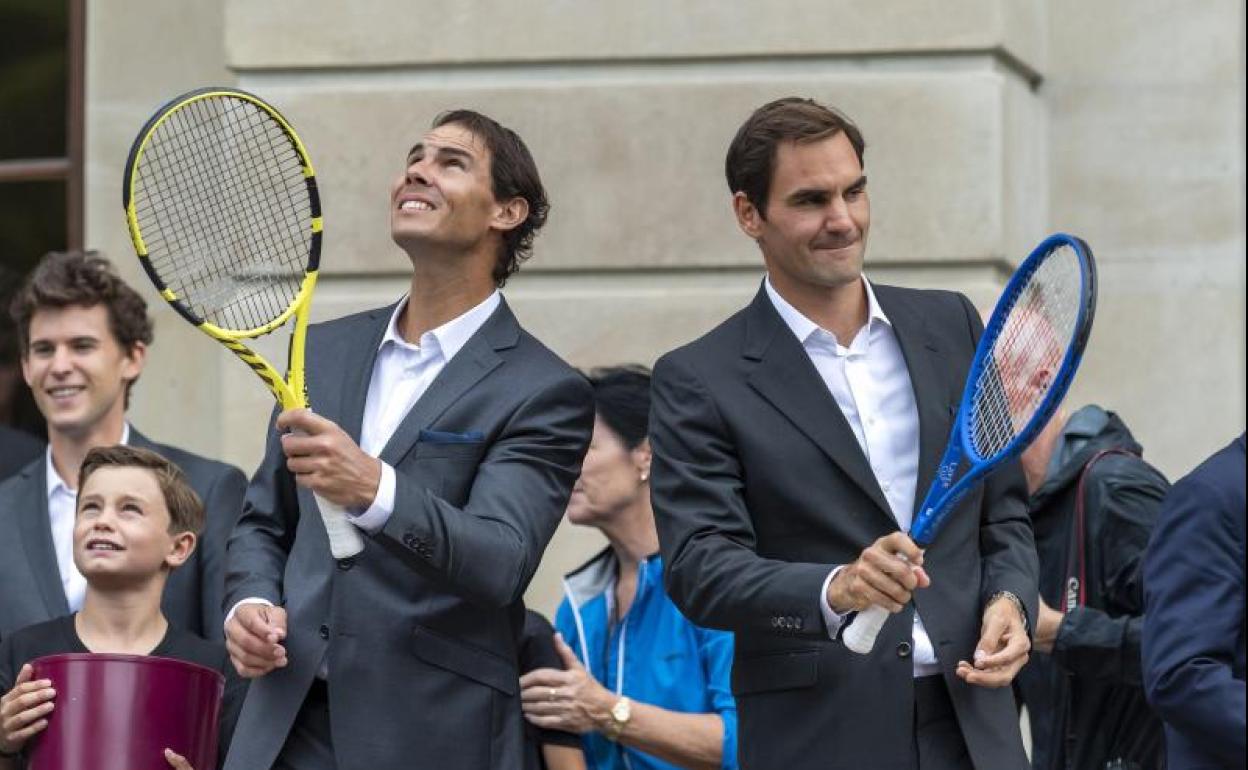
[418,429,485,444]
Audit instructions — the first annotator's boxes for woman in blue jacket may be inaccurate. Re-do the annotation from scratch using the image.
[520,366,738,770]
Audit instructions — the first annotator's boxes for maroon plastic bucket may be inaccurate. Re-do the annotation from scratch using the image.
[27,653,223,770]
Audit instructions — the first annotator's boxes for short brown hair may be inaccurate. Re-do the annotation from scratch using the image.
[9,251,154,405]
[432,110,549,287]
[725,97,866,217]
[78,445,204,536]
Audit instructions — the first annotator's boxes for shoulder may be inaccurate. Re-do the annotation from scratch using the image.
[660,307,751,368]
[0,616,76,675]
[1171,437,1247,529]
[142,439,245,485]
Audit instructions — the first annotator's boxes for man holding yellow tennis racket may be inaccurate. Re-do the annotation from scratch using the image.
[222,110,593,770]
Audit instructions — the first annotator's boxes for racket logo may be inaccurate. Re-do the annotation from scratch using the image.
[1064,576,1080,613]
[938,461,957,486]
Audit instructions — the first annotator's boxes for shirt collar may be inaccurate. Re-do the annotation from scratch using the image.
[764,274,892,347]
[46,423,131,497]
[379,290,501,361]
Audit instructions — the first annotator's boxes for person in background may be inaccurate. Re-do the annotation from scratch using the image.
[521,366,738,770]
[0,251,247,643]
[1014,402,1168,770]
[0,445,244,770]
[1143,433,1245,770]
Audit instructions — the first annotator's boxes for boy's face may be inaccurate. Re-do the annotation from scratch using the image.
[21,303,145,440]
[72,466,195,584]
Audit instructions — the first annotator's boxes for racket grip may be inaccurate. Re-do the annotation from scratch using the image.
[842,605,889,654]
[313,492,365,559]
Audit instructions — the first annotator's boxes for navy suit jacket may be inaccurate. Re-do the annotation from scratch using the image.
[1143,434,1246,769]
[0,429,247,642]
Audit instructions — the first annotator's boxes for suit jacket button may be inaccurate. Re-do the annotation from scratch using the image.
[897,641,912,658]
[336,557,355,571]
[319,624,330,640]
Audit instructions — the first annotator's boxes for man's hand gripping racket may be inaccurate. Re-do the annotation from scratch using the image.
[122,87,364,559]
[842,233,1097,654]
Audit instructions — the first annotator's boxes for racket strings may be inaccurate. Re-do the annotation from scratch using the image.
[971,245,1083,458]
[131,95,313,332]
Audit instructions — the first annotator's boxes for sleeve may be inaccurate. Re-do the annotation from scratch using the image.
[0,634,16,696]
[956,294,1039,631]
[650,353,835,639]
[225,406,300,610]
[1142,472,1246,766]
[695,626,739,770]
[197,464,249,642]
[215,658,247,770]
[376,373,594,608]
[1052,458,1167,685]
[518,611,583,750]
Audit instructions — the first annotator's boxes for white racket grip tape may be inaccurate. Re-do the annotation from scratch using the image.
[313,491,365,559]
[842,604,890,654]
[290,423,366,559]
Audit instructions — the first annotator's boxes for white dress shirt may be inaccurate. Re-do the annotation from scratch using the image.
[764,277,940,676]
[45,423,131,612]
[348,290,501,532]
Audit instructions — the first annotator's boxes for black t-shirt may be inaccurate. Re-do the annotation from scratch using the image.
[518,610,582,770]
[0,614,244,769]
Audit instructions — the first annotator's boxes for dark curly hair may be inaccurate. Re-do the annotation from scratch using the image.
[10,251,154,406]
[432,110,550,287]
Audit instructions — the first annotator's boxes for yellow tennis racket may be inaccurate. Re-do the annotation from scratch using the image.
[123,86,363,558]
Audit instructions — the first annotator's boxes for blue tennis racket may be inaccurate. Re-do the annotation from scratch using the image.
[843,232,1097,654]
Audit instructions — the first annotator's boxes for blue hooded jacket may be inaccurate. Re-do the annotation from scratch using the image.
[555,549,738,770]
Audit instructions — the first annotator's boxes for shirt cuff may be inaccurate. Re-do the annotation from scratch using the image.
[819,566,850,640]
[348,461,396,534]
[224,597,275,632]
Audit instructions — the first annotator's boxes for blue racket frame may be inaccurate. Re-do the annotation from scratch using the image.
[909,233,1097,545]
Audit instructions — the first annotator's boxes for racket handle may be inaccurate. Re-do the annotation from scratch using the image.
[842,605,889,654]
[313,491,365,559]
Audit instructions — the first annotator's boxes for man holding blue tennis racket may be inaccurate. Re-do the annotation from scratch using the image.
[650,97,1038,769]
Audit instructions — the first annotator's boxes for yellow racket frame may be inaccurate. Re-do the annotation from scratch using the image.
[123,87,323,411]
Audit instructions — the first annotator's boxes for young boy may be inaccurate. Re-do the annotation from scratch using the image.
[0,446,241,769]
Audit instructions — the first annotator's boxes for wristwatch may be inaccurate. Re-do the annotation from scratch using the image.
[604,696,631,741]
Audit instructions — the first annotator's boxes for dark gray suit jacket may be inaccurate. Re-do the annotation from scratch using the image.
[0,430,247,643]
[650,283,1038,770]
[223,299,593,770]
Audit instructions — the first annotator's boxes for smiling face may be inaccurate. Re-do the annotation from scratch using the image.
[21,304,144,441]
[390,122,527,271]
[734,131,870,295]
[72,465,195,587]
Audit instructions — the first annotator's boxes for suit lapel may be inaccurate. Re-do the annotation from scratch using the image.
[743,287,896,523]
[326,306,393,445]
[378,299,518,466]
[15,462,72,618]
[873,286,957,514]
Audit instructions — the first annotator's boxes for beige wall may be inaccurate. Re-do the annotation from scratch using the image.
[86,1,1244,616]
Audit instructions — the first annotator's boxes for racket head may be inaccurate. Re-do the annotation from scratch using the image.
[960,232,1098,465]
[122,87,322,340]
